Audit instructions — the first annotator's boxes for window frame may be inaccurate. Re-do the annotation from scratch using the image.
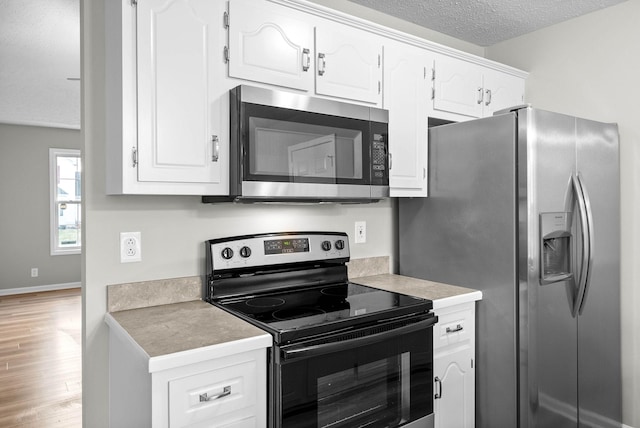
[50,148,82,256]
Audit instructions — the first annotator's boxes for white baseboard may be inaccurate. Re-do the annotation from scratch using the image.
[623,424,636,428]
[0,282,81,296]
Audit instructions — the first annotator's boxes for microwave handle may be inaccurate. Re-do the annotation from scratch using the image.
[281,315,438,361]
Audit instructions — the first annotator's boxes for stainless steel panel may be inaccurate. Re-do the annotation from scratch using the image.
[518,108,579,428]
[237,85,389,123]
[239,181,387,200]
[399,113,518,428]
[575,119,621,427]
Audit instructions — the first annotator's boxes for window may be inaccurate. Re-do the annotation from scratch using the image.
[50,148,81,255]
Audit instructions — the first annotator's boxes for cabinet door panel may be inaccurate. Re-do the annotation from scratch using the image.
[433,56,483,118]
[137,0,221,183]
[482,69,525,116]
[228,0,313,91]
[434,346,475,428]
[384,42,430,194]
[315,25,382,105]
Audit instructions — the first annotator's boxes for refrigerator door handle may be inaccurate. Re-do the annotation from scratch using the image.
[571,173,593,317]
[576,173,594,315]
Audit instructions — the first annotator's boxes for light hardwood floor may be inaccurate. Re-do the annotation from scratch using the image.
[0,288,81,427]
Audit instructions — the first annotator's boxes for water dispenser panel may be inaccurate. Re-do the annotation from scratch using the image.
[540,212,573,285]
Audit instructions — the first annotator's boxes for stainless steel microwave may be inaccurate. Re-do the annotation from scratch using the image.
[204,85,389,203]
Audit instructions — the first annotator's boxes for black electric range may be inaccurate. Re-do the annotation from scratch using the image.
[204,232,437,428]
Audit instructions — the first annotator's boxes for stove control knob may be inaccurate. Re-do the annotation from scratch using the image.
[221,247,234,260]
[335,239,345,250]
[239,246,252,258]
[321,240,332,251]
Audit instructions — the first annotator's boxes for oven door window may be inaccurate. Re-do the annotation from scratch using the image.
[243,104,369,184]
[278,327,432,428]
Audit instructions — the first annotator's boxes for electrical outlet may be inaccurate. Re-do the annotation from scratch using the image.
[355,221,366,244]
[120,232,142,263]
[31,268,38,278]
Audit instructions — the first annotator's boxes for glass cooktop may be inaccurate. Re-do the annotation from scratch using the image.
[214,281,432,342]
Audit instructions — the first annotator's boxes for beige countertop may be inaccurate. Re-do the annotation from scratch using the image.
[105,300,271,372]
[354,274,482,309]
[105,273,481,370]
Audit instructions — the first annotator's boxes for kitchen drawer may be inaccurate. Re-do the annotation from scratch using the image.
[169,358,258,427]
[434,303,474,350]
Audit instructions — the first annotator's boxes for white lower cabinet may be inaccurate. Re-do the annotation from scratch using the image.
[433,301,476,428]
[109,327,267,428]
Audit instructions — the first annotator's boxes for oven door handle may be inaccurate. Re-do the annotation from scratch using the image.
[281,315,438,361]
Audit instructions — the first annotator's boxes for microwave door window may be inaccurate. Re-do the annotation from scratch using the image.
[249,117,363,183]
[288,134,337,179]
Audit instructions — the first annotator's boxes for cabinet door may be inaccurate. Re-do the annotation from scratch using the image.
[434,346,475,428]
[136,0,222,184]
[383,42,431,195]
[482,69,525,116]
[315,24,382,105]
[228,0,314,91]
[433,55,483,118]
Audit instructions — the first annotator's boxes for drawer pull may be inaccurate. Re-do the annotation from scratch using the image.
[446,324,463,333]
[199,386,231,402]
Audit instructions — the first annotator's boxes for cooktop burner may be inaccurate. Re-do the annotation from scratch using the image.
[246,297,286,308]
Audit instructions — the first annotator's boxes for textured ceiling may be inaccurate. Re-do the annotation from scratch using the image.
[346,0,628,46]
[0,0,80,129]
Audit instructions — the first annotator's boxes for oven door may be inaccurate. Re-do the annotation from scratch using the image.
[273,314,436,428]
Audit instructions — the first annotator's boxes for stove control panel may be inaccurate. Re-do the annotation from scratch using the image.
[208,232,350,272]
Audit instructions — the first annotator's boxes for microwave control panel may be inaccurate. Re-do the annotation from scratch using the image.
[371,133,388,183]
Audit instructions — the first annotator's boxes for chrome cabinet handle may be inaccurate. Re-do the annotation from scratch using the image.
[388,152,392,170]
[435,376,443,399]
[446,324,463,333]
[485,89,492,106]
[199,385,231,402]
[477,87,484,104]
[302,48,310,72]
[318,53,326,76]
[211,135,219,162]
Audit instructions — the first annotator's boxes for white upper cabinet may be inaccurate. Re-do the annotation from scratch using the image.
[315,24,382,105]
[433,55,484,118]
[433,55,524,119]
[137,0,222,184]
[482,68,525,115]
[383,41,432,195]
[228,0,314,91]
[107,0,228,195]
[227,0,382,106]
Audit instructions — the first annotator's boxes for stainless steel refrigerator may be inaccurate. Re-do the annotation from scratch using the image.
[398,107,621,428]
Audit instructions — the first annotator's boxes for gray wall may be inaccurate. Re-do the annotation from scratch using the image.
[0,123,81,291]
[486,2,640,426]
